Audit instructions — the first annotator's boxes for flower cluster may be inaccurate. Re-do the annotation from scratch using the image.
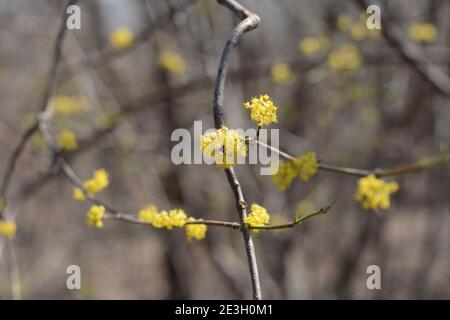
[200,127,247,169]
[51,96,87,116]
[354,175,399,210]
[185,218,207,241]
[337,14,380,40]
[73,168,110,201]
[138,205,206,241]
[86,205,105,228]
[327,42,362,71]
[109,27,134,49]
[244,204,271,232]
[272,152,318,191]
[0,219,17,239]
[271,63,295,84]
[409,23,438,43]
[243,94,278,127]
[157,51,186,74]
[298,36,330,56]
[57,130,78,151]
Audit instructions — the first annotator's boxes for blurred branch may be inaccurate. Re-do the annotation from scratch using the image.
[251,138,449,178]
[353,0,450,99]
[0,0,78,214]
[60,0,198,77]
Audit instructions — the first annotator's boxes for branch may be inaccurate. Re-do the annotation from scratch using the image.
[251,138,449,178]
[353,0,450,99]
[0,0,78,214]
[212,0,261,300]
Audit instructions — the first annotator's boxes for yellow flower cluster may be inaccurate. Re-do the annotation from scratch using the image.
[86,205,105,228]
[244,204,270,231]
[0,219,16,238]
[271,63,295,84]
[186,217,207,241]
[354,175,399,210]
[243,94,278,127]
[109,27,134,49]
[337,14,381,40]
[272,152,318,191]
[51,96,87,116]
[73,168,110,201]
[157,51,186,74]
[298,36,330,56]
[409,23,438,43]
[138,205,207,241]
[57,130,78,151]
[327,42,362,71]
[200,127,247,169]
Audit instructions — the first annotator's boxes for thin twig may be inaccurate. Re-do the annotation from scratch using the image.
[0,0,78,214]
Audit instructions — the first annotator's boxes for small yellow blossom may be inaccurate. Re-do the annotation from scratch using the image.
[167,209,188,229]
[57,130,78,151]
[51,96,87,116]
[244,204,270,231]
[200,127,247,169]
[299,36,331,55]
[185,217,207,241]
[337,15,353,32]
[109,27,134,49]
[351,23,367,41]
[157,51,186,74]
[138,205,159,223]
[409,23,438,42]
[327,42,362,71]
[271,63,295,84]
[151,210,171,229]
[72,168,110,201]
[86,205,105,228]
[73,188,86,201]
[272,152,318,191]
[355,175,399,210]
[0,219,16,238]
[243,94,278,127]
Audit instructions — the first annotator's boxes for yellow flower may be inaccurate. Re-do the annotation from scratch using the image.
[327,42,362,71]
[185,217,207,241]
[157,51,186,74]
[151,210,171,229]
[109,27,134,49]
[86,205,105,228]
[84,168,109,194]
[272,152,318,191]
[167,209,188,229]
[200,127,247,169]
[337,15,353,32]
[355,175,399,210]
[51,96,87,116]
[271,63,295,84]
[409,23,438,42]
[351,22,367,41]
[57,130,78,151]
[72,168,110,201]
[138,205,158,223]
[243,94,278,127]
[299,36,330,55]
[73,188,86,201]
[244,204,270,231]
[0,219,17,239]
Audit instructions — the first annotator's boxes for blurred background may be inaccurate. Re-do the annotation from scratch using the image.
[0,0,449,299]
